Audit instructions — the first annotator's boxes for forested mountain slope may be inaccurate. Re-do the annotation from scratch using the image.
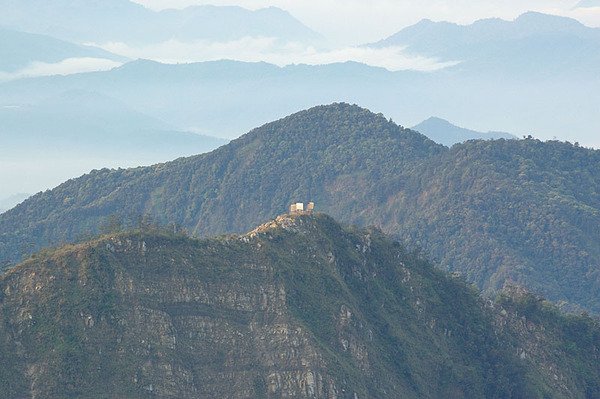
[0,103,442,264]
[1,214,598,398]
[366,138,600,312]
[1,103,599,315]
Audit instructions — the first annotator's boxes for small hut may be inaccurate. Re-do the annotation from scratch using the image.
[289,202,304,214]
[289,202,315,214]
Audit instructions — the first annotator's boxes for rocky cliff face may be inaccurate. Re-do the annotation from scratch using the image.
[1,214,599,398]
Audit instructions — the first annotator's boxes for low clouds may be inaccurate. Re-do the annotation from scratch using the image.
[95,38,459,71]
[0,58,123,82]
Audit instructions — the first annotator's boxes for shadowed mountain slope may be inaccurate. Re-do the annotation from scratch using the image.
[1,103,599,315]
[1,213,599,398]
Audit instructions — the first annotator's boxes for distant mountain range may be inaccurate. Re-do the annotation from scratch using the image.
[1,55,594,145]
[0,0,322,46]
[0,90,227,195]
[0,27,125,74]
[371,11,600,77]
[0,89,225,154]
[1,213,599,398]
[412,117,517,146]
[3,104,600,317]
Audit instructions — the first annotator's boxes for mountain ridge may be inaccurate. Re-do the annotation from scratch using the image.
[0,27,126,74]
[1,212,599,398]
[1,103,600,316]
[1,56,596,149]
[0,0,322,45]
[370,11,600,79]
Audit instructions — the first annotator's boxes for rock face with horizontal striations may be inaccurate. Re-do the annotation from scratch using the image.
[1,214,599,398]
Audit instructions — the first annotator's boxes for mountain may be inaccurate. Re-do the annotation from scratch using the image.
[1,213,599,398]
[412,117,517,146]
[0,103,444,263]
[154,5,323,44]
[0,58,597,149]
[0,0,322,45]
[0,27,125,74]
[371,12,600,77]
[0,89,226,153]
[0,90,228,196]
[2,103,600,316]
[0,193,29,214]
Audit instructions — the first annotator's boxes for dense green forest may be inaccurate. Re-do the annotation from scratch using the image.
[1,214,599,398]
[1,103,599,314]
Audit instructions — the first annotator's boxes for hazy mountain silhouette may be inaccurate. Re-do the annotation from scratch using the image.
[0,89,227,195]
[0,0,322,45]
[412,117,517,146]
[0,27,125,74]
[1,58,596,148]
[371,12,600,77]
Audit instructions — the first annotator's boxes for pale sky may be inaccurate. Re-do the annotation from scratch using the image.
[133,0,600,45]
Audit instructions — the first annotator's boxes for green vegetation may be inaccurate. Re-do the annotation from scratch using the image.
[1,214,599,398]
[1,103,599,316]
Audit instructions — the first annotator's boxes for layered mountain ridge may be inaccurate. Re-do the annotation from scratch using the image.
[0,27,125,74]
[1,103,599,316]
[1,213,599,398]
[0,0,322,45]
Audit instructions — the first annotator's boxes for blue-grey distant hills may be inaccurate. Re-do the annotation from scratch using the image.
[412,117,517,147]
[0,89,227,195]
[1,57,595,146]
[0,0,323,45]
[0,27,125,74]
[370,12,600,77]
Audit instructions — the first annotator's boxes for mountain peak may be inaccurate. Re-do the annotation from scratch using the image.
[515,11,585,29]
[421,116,454,126]
[412,116,517,146]
[232,102,441,160]
[374,11,597,51]
[2,211,600,397]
